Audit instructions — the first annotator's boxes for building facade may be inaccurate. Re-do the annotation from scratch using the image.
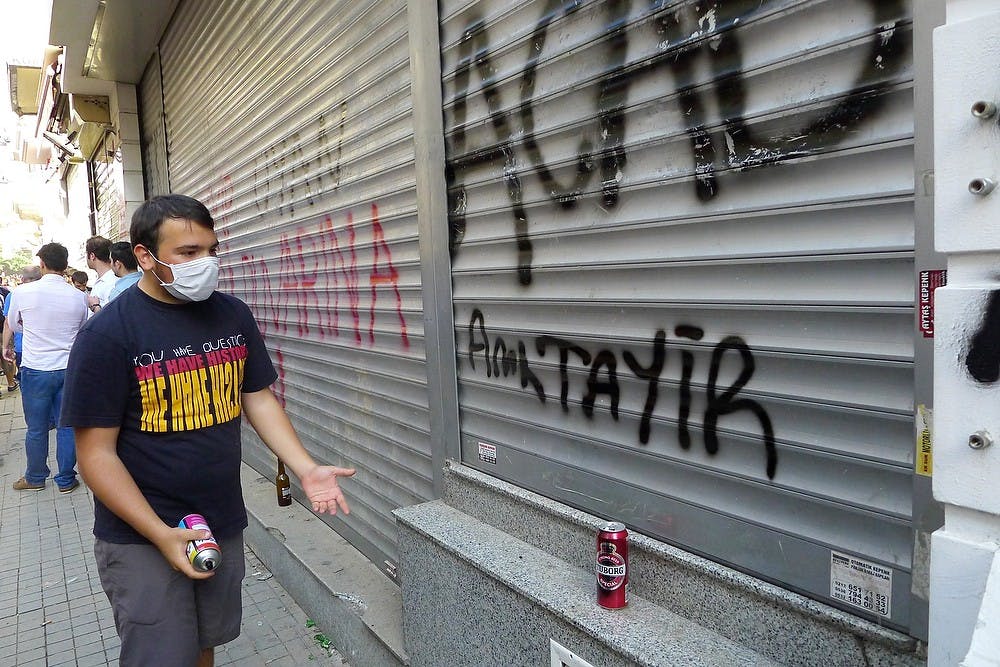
[32,0,1000,664]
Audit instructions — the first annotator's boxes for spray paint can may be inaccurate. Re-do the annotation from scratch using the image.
[596,521,628,609]
[179,513,222,572]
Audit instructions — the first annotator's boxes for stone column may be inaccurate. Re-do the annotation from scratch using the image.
[930,1,1000,664]
[111,82,146,226]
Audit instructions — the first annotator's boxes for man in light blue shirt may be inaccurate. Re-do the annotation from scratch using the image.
[106,241,142,303]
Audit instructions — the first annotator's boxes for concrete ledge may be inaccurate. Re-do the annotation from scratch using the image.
[241,464,406,667]
[443,461,925,667]
[396,500,777,667]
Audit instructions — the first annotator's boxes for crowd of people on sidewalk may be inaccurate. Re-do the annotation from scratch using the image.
[2,194,356,667]
[1,235,128,483]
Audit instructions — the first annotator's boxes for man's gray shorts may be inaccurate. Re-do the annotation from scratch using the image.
[94,533,245,666]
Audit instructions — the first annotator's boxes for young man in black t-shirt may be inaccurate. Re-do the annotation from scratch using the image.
[61,194,355,667]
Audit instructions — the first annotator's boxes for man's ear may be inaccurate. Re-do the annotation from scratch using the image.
[133,245,155,271]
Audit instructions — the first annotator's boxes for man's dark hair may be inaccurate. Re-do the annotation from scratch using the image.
[71,270,89,285]
[36,243,69,272]
[85,236,113,263]
[110,241,138,271]
[131,194,215,255]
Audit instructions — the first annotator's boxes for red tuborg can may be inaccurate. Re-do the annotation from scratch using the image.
[596,521,628,609]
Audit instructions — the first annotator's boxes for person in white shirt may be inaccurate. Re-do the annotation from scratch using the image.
[85,236,118,314]
[2,243,89,492]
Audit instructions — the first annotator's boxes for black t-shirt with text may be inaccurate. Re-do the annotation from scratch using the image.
[61,286,277,543]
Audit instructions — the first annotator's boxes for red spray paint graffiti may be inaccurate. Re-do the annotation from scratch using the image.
[369,203,409,348]
[217,201,409,406]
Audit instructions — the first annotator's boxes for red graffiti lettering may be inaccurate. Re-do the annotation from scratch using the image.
[369,203,409,349]
[227,204,408,352]
[320,215,341,338]
[343,211,362,345]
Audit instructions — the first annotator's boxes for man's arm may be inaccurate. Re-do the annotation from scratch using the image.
[1,319,13,363]
[241,387,355,515]
[75,426,214,579]
[5,294,21,334]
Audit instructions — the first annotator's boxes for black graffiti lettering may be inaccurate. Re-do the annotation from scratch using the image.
[725,1,907,165]
[678,347,696,451]
[594,1,630,208]
[704,336,777,479]
[493,338,518,377]
[276,140,287,215]
[521,0,595,206]
[655,10,718,201]
[333,101,347,188]
[521,1,630,209]
[468,312,775,477]
[536,335,593,411]
[659,0,909,198]
[583,350,620,420]
[491,338,503,377]
[468,309,489,375]
[447,2,910,282]
[288,132,302,212]
[519,341,546,402]
[674,325,705,451]
[623,330,665,444]
[316,113,329,188]
[674,325,705,341]
[966,291,1000,384]
[450,17,533,285]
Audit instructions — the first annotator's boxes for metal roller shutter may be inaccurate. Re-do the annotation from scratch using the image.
[147,0,427,574]
[441,0,919,631]
[139,49,169,198]
[92,131,127,240]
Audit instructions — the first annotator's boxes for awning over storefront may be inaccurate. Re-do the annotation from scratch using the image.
[7,64,41,116]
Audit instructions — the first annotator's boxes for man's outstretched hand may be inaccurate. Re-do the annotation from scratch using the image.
[300,465,356,515]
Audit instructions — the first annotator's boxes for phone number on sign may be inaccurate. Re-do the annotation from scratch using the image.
[834,582,889,616]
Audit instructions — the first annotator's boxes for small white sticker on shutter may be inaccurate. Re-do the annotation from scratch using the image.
[478,442,497,465]
[830,551,892,617]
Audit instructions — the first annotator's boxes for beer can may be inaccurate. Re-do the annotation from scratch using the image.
[179,513,222,572]
[596,521,628,609]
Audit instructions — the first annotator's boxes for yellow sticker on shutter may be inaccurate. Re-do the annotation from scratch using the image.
[916,405,932,476]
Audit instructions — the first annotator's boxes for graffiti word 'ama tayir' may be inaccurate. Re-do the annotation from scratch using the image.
[467,310,777,479]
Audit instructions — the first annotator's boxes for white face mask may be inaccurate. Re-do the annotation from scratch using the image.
[149,252,219,302]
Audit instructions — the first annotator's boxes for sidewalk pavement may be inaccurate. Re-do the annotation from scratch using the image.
[0,387,349,666]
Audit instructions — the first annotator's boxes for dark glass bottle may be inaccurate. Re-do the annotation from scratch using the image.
[276,460,292,506]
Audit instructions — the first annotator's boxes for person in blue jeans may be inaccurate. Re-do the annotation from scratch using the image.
[2,244,89,492]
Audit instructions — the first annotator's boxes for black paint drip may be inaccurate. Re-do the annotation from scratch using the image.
[967,291,1000,384]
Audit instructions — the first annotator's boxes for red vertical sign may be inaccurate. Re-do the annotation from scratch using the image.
[919,270,946,338]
